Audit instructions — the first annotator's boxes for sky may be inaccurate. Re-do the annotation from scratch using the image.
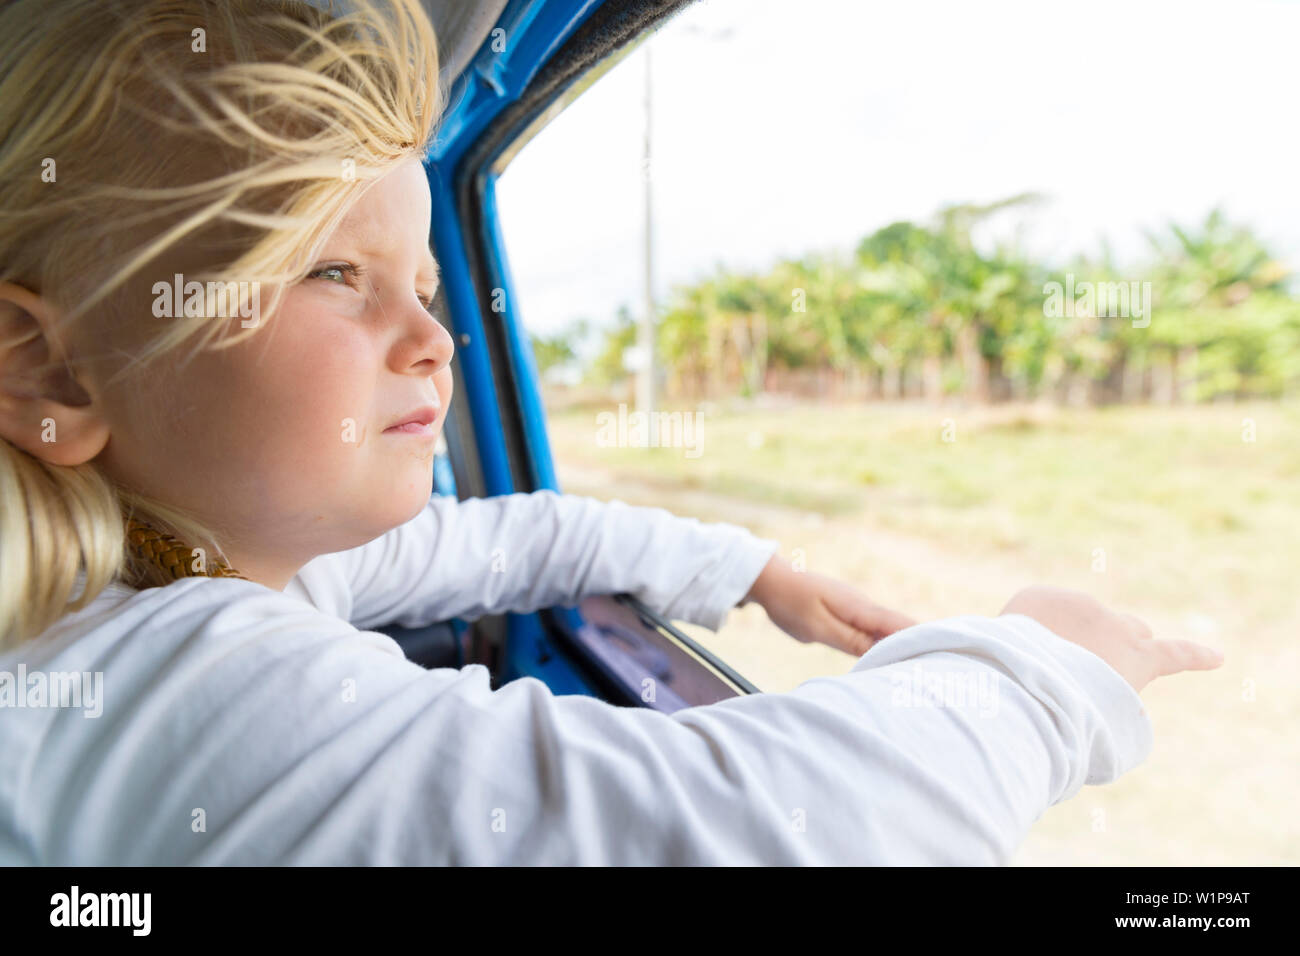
[494,0,1300,342]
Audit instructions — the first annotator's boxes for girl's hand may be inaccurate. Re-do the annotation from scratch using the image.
[744,555,917,657]
[1001,585,1225,692]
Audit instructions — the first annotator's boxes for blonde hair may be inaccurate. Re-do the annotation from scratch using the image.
[0,0,443,648]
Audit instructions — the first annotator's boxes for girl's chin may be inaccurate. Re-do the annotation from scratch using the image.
[388,471,436,514]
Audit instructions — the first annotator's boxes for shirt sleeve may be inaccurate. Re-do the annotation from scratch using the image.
[27,584,1152,865]
[338,490,780,632]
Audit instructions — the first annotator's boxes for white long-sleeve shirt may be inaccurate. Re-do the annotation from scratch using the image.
[0,490,1152,865]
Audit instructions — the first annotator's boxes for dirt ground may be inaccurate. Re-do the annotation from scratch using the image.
[552,438,1298,866]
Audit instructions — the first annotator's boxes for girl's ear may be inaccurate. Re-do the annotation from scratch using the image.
[0,281,110,466]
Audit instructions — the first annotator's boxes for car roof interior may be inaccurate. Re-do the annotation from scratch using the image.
[424,0,512,89]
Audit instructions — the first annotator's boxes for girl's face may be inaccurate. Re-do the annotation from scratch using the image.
[94,156,455,589]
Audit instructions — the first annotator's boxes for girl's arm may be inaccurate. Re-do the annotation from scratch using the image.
[306,489,780,633]
[15,583,1152,865]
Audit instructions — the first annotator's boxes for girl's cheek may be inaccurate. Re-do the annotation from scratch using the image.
[271,328,370,406]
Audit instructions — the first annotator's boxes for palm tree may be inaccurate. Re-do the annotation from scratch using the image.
[854,196,1043,404]
[1144,209,1293,400]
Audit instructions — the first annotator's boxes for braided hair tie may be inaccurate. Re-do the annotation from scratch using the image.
[125,517,248,582]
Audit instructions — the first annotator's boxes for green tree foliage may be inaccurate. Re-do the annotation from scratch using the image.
[575,204,1300,403]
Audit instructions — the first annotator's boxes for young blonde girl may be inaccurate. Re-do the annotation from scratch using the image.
[0,0,1221,865]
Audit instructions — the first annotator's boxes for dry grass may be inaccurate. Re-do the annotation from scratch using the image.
[546,395,1300,865]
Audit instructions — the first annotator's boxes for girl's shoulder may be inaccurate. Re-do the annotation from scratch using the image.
[11,573,371,676]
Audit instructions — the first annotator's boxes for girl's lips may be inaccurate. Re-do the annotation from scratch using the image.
[383,421,436,438]
[383,402,440,435]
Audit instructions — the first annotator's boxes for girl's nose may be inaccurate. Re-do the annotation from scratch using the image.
[391,298,454,376]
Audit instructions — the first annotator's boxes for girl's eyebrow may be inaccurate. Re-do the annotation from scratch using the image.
[346,239,439,280]
[419,247,440,281]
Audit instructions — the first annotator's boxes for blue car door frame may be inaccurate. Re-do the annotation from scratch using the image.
[423,0,715,698]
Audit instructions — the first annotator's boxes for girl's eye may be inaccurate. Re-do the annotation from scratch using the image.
[306,262,364,292]
[307,263,434,309]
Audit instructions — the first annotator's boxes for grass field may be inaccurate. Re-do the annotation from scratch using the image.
[545,394,1300,865]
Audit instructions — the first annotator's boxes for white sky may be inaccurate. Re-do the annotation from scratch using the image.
[495,0,1300,339]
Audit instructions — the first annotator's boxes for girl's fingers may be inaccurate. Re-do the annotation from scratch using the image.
[828,590,916,639]
[825,611,870,654]
[873,607,918,636]
[817,602,877,655]
[1153,638,1225,677]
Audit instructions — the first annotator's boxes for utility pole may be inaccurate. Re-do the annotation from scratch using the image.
[635,26,732,417]
[637,45,655,419]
